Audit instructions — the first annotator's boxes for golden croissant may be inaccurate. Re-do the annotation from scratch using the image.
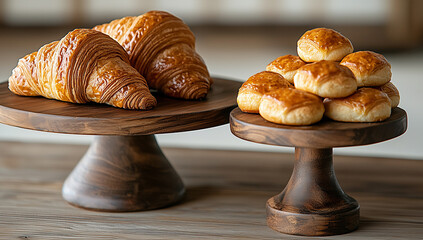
[94,10,212,100]
[8,29,156,110]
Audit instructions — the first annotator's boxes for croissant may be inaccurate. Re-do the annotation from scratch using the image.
[93,10,212,100]
[8,29,156,110]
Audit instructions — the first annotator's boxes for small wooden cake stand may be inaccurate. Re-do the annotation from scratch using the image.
[230,107,407,236]
[0,78,242,212]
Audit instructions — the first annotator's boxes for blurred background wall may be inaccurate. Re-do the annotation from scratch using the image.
[0,0,422,159]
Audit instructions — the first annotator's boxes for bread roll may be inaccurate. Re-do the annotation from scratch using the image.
[324,88,391,122]
[297,28,353,62]
[266,55,306,84]
[340,51,391,87]
[259,88,324,125]
[294,60,357,98]
[237,71,292,113]
[376,82,399,108]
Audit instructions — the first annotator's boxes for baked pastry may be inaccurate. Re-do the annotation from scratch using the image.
[376,82,400,108]
[266,55,307,84]
[294,60,357,98]
[259,88,324,125]
[324,88,391,122]
[8,29,156,110]
[297,28,353,62]
[93,11,212,100]
[237,71,292,113]
[340,51,391,87]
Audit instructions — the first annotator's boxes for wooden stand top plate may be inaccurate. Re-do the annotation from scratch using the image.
[230,107,408,148]
[0,78,242,135]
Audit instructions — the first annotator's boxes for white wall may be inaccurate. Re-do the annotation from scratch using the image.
[2,0,388,26]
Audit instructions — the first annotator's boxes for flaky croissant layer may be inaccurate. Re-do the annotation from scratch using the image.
[9,29,156,110]
[94,11,212,100]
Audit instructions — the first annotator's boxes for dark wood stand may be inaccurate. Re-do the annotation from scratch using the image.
[62,135,185,211]
[0,78,242,212]
[230,107,407,236]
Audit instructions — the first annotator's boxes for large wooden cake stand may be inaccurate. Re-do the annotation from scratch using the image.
[0,78,242,212]
[230,107,407,236]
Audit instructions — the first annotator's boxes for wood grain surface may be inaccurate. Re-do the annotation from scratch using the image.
[230,107,408,236]
[62,135,185,212]
[266,148,359,236]
[0,141,422,239]
[0,78,242,135]
[230,107,407,148]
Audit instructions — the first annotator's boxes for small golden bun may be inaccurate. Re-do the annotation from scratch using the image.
[297,28,353,62]
[259,88,324,125]
[294,60,357,98]
[340,51,391,87]
[324,88,391,122]
[266,55,307,84]
[376,82,400,108]
[237,71,292,113]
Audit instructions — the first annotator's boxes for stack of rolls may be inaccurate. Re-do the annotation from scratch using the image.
[237,28,400,125]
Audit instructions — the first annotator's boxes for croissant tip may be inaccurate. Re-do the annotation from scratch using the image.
[188,86,210,100]
[191,92,207,100]
[139,97,157,110]
[121,89,157,110]
[140,101,156,110]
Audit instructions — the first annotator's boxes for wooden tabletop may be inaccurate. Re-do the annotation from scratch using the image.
[0,141,422,239]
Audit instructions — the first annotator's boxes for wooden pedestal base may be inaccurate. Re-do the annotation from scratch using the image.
[62,135,185,212]
[266,148,359,236]
[230,107,407,236]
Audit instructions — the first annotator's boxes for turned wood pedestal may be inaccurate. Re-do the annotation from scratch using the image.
[0,78,242,212]
[62,135,185,211]
[230,107,407,236]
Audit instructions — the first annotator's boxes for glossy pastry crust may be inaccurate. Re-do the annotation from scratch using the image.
[237,71,292,113]
[297,28,353,62]
[266,55,306,84]
[8,29,156,110]
[324,87,391,122]
[94,11,212,100]
[376,82,400,108]
[340,51,391,87]
[294,60,357,98]
[259,88,324,125]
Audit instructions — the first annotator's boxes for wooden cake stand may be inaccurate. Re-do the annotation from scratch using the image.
[0,78,242,212]
[230,107,407,236]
